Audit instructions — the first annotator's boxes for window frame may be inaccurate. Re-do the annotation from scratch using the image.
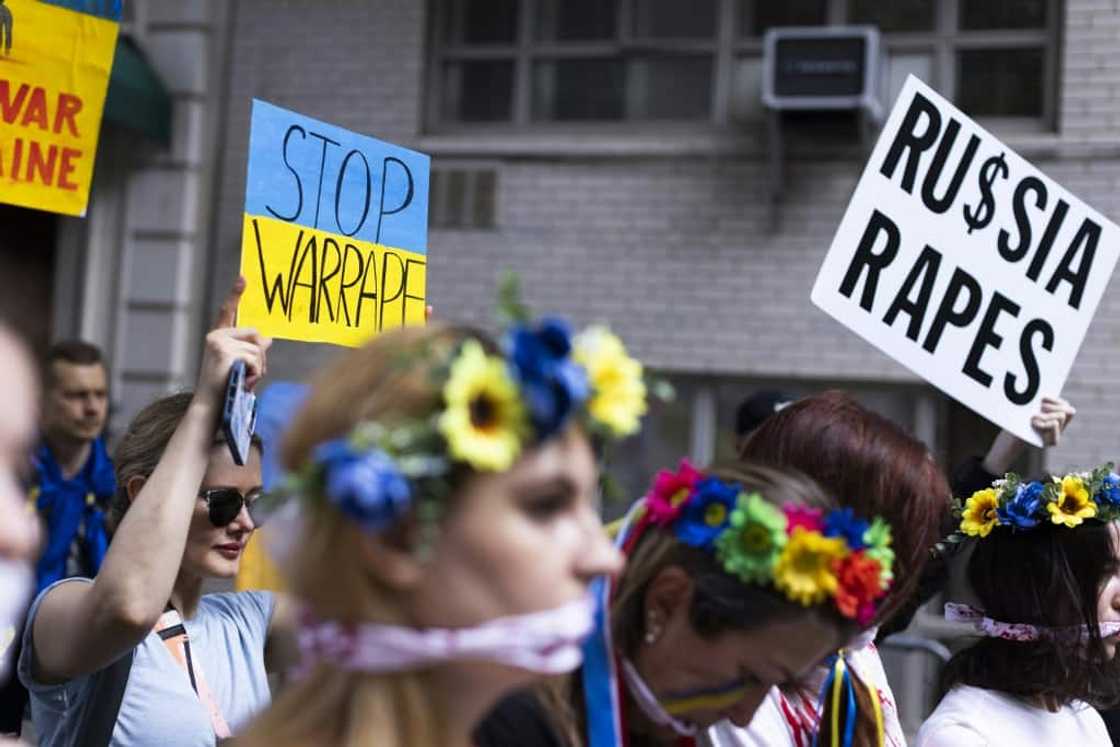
[425,0,1062,133]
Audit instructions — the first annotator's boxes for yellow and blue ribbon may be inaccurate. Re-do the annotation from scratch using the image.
[814,652,885,747]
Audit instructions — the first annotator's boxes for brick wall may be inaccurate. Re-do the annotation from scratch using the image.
[1061,0,1120,139]
[207,0,1120,472]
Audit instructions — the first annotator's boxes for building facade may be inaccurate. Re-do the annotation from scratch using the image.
[17,0,1119,522]
[208,0,1118,488]
[8,0,1118,734]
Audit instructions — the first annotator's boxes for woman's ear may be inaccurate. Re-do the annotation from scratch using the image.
[643,565,694,630]
[126,475,146,503]
[358,526,425,591]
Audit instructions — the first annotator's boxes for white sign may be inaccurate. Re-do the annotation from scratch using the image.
[812,76,1120,446]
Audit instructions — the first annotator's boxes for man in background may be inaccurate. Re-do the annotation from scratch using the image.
[33,341,114,593]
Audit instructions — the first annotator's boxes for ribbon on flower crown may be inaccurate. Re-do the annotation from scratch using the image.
[814,654,886,747]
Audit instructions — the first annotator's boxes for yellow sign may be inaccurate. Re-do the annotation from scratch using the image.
[239,213,428,347]
[238,100,430,347]
[0,0,120,216]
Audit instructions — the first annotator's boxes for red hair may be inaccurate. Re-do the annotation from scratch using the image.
[740,390,951,623]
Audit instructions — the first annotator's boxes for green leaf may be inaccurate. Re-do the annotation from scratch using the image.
[497,270,531,325]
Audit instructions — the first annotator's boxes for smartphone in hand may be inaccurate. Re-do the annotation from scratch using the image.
[222,360,258,466]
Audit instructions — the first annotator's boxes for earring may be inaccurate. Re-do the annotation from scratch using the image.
[644,611,662,645]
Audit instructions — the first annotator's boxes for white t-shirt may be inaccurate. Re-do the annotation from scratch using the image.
[915,685,1110,747]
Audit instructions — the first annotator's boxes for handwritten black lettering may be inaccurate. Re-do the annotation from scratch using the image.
[266,125,305,222]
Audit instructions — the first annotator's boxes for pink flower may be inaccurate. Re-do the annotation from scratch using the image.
[783,505,824,535]
[645,459,702,526]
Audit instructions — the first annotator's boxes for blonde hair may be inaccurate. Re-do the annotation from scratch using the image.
[240,323,491,747]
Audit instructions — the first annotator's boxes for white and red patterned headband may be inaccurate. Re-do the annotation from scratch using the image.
[945,602,1120,643]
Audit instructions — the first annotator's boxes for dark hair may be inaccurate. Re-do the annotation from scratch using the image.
[109,391,261,534]
[43,339,105,386]
[940,521,1120,707]
[734,390,795,438]
[740,390,951,623]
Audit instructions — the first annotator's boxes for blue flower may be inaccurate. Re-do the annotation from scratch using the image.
[314,439,411,532]
[507,318,589,439]
[823,508,869,550]
[997,481,1044,530]
[1097,473,1120,508]
[674,477,739,549]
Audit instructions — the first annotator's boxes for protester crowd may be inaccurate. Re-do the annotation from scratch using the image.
[1,276,1114,747]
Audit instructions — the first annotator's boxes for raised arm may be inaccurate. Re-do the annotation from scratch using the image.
[981,396,1076,476]
[29,328,269,683]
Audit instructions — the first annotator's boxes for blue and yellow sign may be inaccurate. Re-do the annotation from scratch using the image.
[0,0,120,216]
[238,100,430,347]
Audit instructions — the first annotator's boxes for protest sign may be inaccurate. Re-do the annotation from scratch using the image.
[811,75,1120,446]
[238,100,430,347]
[0,0,120,216]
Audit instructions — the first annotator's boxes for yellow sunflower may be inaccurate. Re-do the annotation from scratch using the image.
[773,527,849,606]
[573,326,647,438]
[438,340,528,471]
[960,488,1001,537]
[1047,475,1097,528]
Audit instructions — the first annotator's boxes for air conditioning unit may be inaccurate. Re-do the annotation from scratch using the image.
[762,26,882,119]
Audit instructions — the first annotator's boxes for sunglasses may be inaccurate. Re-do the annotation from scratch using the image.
[198,487,265,527]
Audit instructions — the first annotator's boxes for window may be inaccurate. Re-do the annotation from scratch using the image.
[429,0,1059,130]
[429,168,498,229]
[858,0,1058,128]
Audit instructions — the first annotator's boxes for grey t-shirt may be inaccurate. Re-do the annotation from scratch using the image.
[19,578,275,746]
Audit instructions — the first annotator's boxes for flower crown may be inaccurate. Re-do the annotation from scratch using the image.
[635,461,895,626]
[957,463,1120,539]
[286,309,648,536]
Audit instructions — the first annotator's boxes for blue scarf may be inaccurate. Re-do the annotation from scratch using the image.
[33,437,115,593]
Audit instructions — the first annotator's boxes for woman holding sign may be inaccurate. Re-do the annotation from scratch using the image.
[18,326,292,746]
[238,311,647,747]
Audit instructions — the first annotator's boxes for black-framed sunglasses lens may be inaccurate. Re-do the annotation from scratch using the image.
[199,488,264,527]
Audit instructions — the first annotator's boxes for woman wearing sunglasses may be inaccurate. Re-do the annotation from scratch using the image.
[18,326,286,746]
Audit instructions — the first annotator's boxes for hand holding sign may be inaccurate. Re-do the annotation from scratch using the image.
[812,76,1120,446]
[1029,396,1076,447]
[237,101,430,347]
[213,275,247,329]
